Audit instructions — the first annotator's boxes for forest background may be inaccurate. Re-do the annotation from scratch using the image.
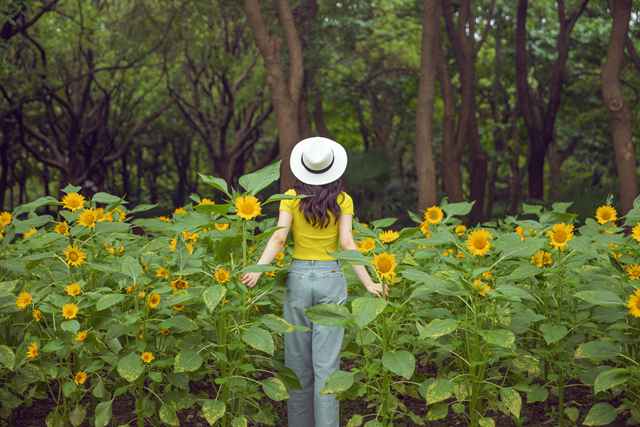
[1,0,639,223]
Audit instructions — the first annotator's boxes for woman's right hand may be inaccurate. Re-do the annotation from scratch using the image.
[364,281,388,297]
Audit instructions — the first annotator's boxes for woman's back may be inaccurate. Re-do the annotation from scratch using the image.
[279,188,354,261]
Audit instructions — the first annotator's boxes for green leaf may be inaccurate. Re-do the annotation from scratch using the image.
[263,193,308,204]
[198,174,230,197]
[61,320,80,334]
[203,286,226,312]
[351,297,386,328]
[14,196,59,216]
[201,400,225,425]
[238,161,281,195]
[583,402,617,426]
[478,417,495,427]
[347,415,364,427]
[159,316,199,333]
[382,350,415,380]
[69,405,86,427]
[96,294,125,311]
[506,264,539,281]
[427,402,449,420]
[260,314,295,333]
[128,204,157,214]
[92,192,123,204]
[327,249,370,265]
[417,319,458,339]
[495,285,536,302]
[426,379,454,405]
[94,401,112,427]
[241,326,274,355]
[594,368,629,394]
[174,350,203,373]
[574,290,623,306]
[0,345,15,370]
[159,403,179,426]
[478,329,515,349]
[305,304,353,327]
[320,370,355,394]
[117,353,144,383]
[231,416,248,427]
[370,217,397,228]
[539,323,569,345]
[120,256,143,282]
[62,184,82,193]
[442,201,474,217]
[564,407,579,423]
[261,377,289,401]
[526,385,548,403]
[500,388,521,419]
[575,341,621,361]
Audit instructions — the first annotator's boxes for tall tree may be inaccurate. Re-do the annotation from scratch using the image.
[515,0,589,201]
[244,0,304,190]
[602,0,636,213]
[415,0,439,210]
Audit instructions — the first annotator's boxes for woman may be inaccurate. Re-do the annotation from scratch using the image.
[240,137,387,427]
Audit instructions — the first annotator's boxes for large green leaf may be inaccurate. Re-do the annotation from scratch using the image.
[425,379,454,405]
[159,402,179,426]
[442,201,474,217]
[574,290,623,306]
[539,323,569,345]
[0,345,15,370]
[305,304,353,327]
[198,173,230,197]
[260,314,295,333]
[382,351,415,380]
[351,297,386,328]
[117,353,143,383]
[69,405,86,427]
[478,329,515,349]
[94,401,112,427]
[320,370,355,394]
[174,350,203,373]
[96,294,125,311]
[500,388,521,419]
[594,368,629,394]
[575,340,620,361]
[261,377,289,401]
[203,286,226,312]
[583,403,617,426]
[201,400,225,425]
[241,326,274,355]
[417,319,458,339]
[238,161,281,195]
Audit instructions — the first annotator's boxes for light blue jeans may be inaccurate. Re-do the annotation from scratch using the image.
[284,259,347,427]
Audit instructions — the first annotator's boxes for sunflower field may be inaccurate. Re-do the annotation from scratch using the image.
[0,162,639,427]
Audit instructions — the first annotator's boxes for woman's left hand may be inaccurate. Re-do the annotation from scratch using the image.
[240,272,262,288]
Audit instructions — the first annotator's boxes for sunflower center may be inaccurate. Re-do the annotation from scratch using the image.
[472,238,487,250]
[69,252,79,261]
[554,230,567,243]
[378,259,392,273]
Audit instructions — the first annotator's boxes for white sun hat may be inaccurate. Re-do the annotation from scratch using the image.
[289,137,348,186]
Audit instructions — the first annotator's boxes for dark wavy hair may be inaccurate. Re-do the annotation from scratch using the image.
[293,177,346,228]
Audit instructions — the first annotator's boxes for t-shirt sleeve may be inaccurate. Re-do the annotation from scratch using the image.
[279,189,297,213]
[339,192,354,216]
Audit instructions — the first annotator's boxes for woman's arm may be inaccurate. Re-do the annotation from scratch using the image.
[240,210,292,288]
[338,214,388,297]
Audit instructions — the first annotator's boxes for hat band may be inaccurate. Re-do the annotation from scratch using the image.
[301,151,335,175]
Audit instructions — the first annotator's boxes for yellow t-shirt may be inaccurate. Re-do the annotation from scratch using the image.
[279,189,354,260]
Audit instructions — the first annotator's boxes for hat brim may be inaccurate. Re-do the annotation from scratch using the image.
[290,137,348,185]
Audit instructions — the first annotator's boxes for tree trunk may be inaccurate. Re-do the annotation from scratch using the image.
[602,0,636,213]
[415,0,439,210]
[244,0,303,191]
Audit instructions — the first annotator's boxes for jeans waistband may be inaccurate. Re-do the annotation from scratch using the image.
[290,259,340,270]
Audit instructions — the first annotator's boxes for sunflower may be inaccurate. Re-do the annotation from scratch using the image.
[147,293,161,309]
[547,223,574,250]
[112,207,126,222]
[75,330,88,342]
[373,252,397,281]
[454,224,467,236]
[515,226,525,241]
[595,205,617,225]
[32,309,42,322]
[159,216,171,223]
[275,251,286,267]
[632,224,640,243]
[155,267,170,279]
[198,198,215,206]
[627,289,640,318]
[357,238,376,253]
[15,291,32,310]
[378,230,400,244]
[64,245,87,267]
[169,238,177,252]
[159,328,170,336]
[26,342,38,360]
[531,250,553,268]
[419,221,431,238]
[214,267,231,285]
[472,279,492,297]
[138,291,146,300]
[61,192,85,211]
[181,230,199,242]
[23,227,37,239]
[74,371,88,385]
[466,229,493,256]
[0,211,12,227]
[65,282,82,297]
[424,206,444,225]
[186,242,195,254]
[94,208,106,222]
[625,264,640,280]
[482,271,493,280]
[235,195,262,220]
[173,207,187,216]
[456,250,465,259]
[141,352,155,364]
[172,304,185,312]
[78,208,98,228]
[215,223,230,231]
[170,278,190,292]
[62,303,79,320]
[54,221,70,236]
